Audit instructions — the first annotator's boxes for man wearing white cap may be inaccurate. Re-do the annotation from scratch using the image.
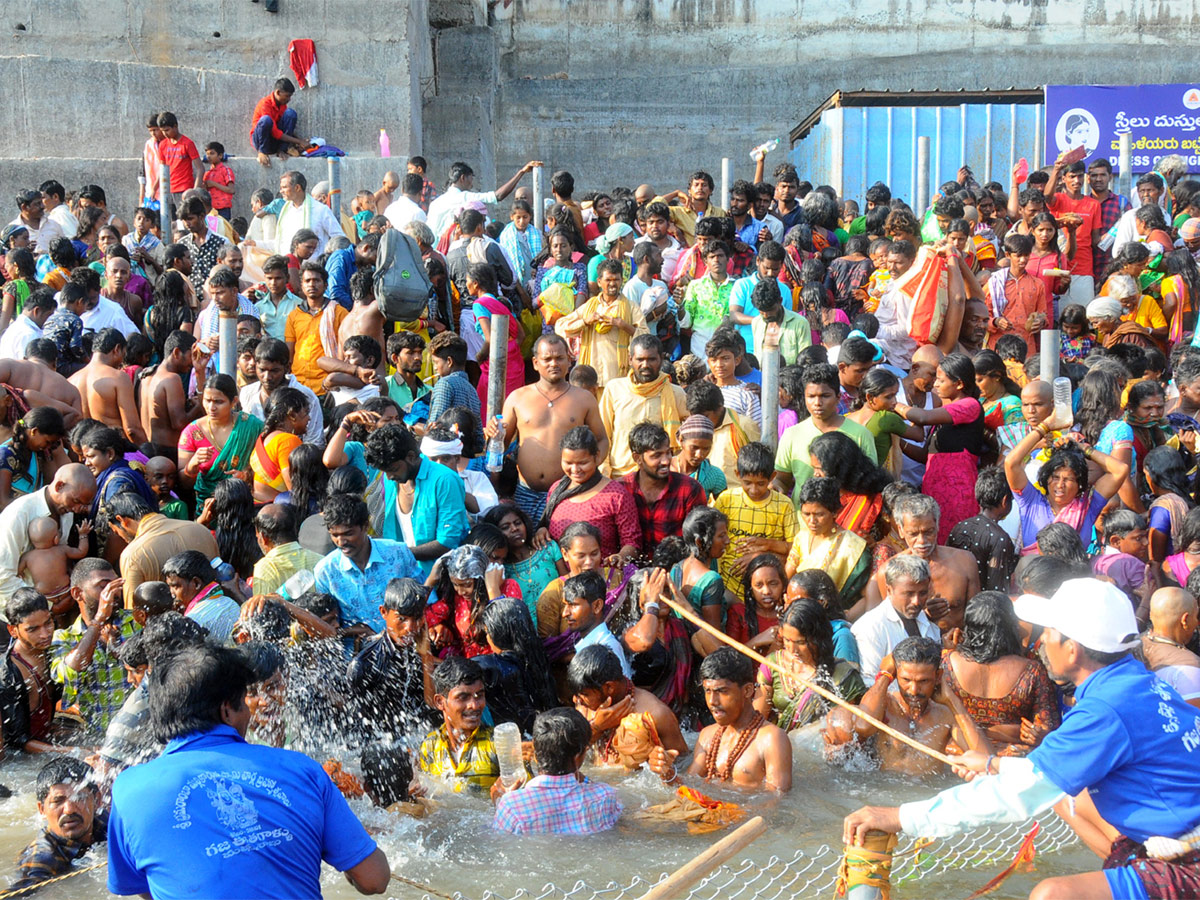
[844,578,1200,900]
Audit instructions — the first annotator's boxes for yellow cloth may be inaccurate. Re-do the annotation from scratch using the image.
[599,377,688,476]
[555,296,648,383]
[285,302,348,393]
[710,409,760,489]
[1122,294,1167,332]
[652,197,727,246]
[712,487,798,599]
[785,524,867,591]
[251,431,302,491]
[252,541,324,597]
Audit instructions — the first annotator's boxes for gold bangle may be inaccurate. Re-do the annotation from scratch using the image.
[1035,423,1049,438]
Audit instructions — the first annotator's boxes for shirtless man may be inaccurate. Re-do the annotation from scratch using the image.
[373,171,400,214]
[338,267,386,380]
[139,330,206,460]
[649,647,791,792]
[825,636,989,776]
[0,359,81,427]
[483,334,608,524]
[864,494,978,618]
[954,297,990,357]
[69,328,147,445]
[567,644,689,769]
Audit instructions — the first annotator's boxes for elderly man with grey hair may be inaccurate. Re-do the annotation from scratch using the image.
[861,494,980,667]
[851,554,942,680]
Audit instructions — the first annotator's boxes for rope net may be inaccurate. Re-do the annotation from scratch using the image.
[427,812,1079,900]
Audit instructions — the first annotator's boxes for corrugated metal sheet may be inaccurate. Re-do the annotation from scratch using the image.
[788,90,1045,204]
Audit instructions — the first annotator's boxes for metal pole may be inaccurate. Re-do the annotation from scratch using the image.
[531,165,543,235]
[158,163,171,237]
[760,344,780,452]
[1119,132,1133,201]
[916,137,931,215]
[720,157,732,211]
[327,157,341,218]
[218,310,237,378]
[1039,329,1059,384]
[486,313,508,423]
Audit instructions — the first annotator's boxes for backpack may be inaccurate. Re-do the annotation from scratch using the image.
[374,228,434,320]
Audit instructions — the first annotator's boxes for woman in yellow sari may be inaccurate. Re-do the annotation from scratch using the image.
[555,258,647,382]
[785,477,871,609]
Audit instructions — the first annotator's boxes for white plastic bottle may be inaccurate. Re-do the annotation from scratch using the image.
[485,415,505,473]
[493,721,524,788]
[750,138,780,161]
[1053,376,1073,428]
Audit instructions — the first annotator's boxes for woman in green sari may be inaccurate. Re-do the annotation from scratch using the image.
[672,506,737,656]
[177,373,263,505]
[754,597,865,732]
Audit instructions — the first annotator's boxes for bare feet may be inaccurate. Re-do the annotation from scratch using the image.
[257,152,272,168]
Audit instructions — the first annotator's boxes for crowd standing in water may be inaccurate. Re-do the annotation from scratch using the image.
[0,76,1199,897]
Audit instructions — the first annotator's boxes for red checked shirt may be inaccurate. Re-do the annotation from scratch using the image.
[621,471,707,556]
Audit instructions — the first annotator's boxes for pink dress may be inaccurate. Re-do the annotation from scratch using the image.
[922,396,985,543]
[548,480,642,559]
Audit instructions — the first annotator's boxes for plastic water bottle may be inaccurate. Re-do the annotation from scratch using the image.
[211,557,235,583]
[493,721,524,788]
[485,415,505,473]
[379,128,391,158]
[1098,223,1118,252]
[280,569,314,601]
[1053,376,1073,428]
[749,138,780,161]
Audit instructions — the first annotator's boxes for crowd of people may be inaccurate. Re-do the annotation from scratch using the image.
[0,77,1199,898]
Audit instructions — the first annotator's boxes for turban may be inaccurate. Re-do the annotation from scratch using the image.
[677,414,716,442]
[1086,296,1123,319]
[1181,218,1200,241]
[420,434,464,459]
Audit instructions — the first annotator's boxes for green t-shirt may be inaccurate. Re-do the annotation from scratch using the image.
[866,410,910,467]
[774,417,878,506]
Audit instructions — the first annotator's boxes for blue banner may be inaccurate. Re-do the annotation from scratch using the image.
[1044,83,1200,173]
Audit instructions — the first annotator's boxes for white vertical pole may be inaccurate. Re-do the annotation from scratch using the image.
[916,137,931,217]
[531,165,544,234]
[720,158,732,211]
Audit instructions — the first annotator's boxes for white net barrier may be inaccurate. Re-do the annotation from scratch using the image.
[428,812,1078,900]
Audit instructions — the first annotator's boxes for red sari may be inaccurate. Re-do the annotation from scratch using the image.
[473,293,525,415]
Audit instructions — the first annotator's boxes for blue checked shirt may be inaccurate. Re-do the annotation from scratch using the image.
[493,773,622,834]
[313,538,423,632]
[427,370,484,448]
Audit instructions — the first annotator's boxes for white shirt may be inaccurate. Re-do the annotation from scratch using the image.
[575,623,633,678]
[10,215,63,256]
[239,376,326,447]
[875,283,917,370]
[850,597,941,679]
[382,196,427,230]
[0,316,42,361]
[635,234,684,285]
[761,213,785,243]
[273,196,344,257]
[461,468,498,515]
[0,487,73,601]
[428,186,499,238]
[46,205,78,240]
[81,297,139,338]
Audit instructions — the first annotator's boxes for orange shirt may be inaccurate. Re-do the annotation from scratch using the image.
[985,271,1051,358]
[285,302,347,394]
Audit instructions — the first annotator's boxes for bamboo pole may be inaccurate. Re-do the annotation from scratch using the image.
[657,595,956,768]
[636,816,767,900]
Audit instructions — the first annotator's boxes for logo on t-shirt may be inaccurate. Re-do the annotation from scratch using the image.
[208,780,259,832]
[175,770,295,859]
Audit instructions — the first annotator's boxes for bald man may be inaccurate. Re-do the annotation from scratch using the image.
[635,184,654,207]
[373,171,399,215]
[0,463,95,601]
[1142,587,1200,707]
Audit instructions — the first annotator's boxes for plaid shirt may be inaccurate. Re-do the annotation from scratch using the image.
[427,370,484,448]
[50,609,139,733]
[493,774,622,834]
[419,177,439,212]
[417,724,500,794]
[712,487,798,600]
[622,471,707,555]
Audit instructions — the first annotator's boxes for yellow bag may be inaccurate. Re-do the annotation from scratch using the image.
[538,282,576,326]
[519,307,543,359]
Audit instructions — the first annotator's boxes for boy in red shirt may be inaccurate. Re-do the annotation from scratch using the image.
[202,142,236,220]
[1044,158,1102,308]
[251,77,305,166]
[156,112,201,215]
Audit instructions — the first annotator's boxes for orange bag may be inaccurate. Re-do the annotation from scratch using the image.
[891,246,948,345]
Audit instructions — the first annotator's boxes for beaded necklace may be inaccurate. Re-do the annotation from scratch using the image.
[704,713,765,782]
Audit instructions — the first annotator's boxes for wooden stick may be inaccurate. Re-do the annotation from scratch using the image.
[658,594,957,768]
[635,815,768,900]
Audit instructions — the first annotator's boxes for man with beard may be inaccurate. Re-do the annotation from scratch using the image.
[955,297,990,357]
[825,635,988,776]
[383,332,431,431]
[844,579,1200,900]
[11,758,105,890]
[620,423,705,557]
[599,334,686,477]
[648,647,791,792]
[862,495,978,646]
[347,577,437,739]
[483,334,608,524]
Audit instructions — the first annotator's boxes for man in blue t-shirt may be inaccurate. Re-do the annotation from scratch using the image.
[107,644,390,900]
[842,578,1200,900]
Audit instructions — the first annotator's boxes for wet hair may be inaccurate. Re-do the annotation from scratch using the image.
[1101,508,1146,543]
[377,577,426,619]
[36,757,97,803]
[161,549,217,588]
[559,522,602,557]
[562,570,606,611]
[683,505,727,559]
[465,522,507,561]
[1013,554,1073,599]
[892,635,942,669]
[532,708,593,776]
[1074,368,1123,444]
[809,431,892,495]
[973,349,1021,397]
[1143,445,1193,500]
[481,597,558,710]
[974,465,1012,510]
[788,569,841,614]
[735,441,775,479]
[1036,447,1089,498]
[432,654,484,696]
[1036,522,1089,567]
[6,588,49,626]
[742,553,788,636]
[956,591,1024,664]
[994,333,1027,363]
[699,646,755,685]
[566,641,629,700]
[240,600,292,644]
[559,424,599,457]
[778,597,837,672]
[797,476,842,514]
[242,639,287,683]
[150,644,256,742]
[132,581,175,621]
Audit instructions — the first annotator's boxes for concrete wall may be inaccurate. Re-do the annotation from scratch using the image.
[486,0,1200,194]
[0,0,430,220]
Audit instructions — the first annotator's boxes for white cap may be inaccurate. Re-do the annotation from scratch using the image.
[1012,578,1140,653]
[640,284,669,315]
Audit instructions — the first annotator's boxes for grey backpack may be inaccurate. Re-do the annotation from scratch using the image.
[374,228,434,320]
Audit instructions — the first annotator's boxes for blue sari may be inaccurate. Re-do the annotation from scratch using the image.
[92,460,157,521]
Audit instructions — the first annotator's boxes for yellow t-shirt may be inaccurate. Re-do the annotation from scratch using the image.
[712,487,798,599]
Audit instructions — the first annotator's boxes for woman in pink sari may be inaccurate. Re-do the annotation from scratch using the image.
[1163,507,1200,588]
[468,263,524,415]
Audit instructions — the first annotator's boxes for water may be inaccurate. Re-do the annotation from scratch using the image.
[0,727,1094,900]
